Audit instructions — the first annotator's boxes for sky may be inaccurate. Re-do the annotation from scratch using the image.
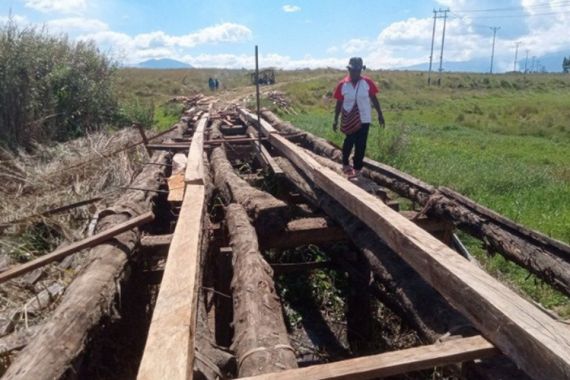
[2,0,570,72]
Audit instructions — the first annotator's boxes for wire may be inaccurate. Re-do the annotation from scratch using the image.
[457,1,570,13]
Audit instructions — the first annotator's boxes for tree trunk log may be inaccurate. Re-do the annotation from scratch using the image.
[210,146,288,233]
[3,151,170,380]
[225,203,297,377]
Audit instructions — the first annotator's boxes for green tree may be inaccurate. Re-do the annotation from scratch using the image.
[564,57,570,73]
[0,18,118,148]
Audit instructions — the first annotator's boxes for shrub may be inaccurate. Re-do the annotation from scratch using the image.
[0,19,118,148]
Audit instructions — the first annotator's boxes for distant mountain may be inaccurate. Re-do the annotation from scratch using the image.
[136,58,192,69]
[400,52,567,74]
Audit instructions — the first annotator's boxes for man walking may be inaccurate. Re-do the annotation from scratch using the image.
[333,57,385,177]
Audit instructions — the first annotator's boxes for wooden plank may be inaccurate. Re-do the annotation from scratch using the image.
[167,171,185,203]
[258,217,347,249]
[137,185,205,380]
[238,108,278,136]
[185,115,208,184]
[239,335,496,380]
[140,234,173,248]
[267,131,570,380]
[0,211,154,283]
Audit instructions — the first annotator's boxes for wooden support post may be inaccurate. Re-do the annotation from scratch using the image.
[0,212,154,284]
[346,253,372,353]
[264,129,570,380]
[226,204,297,377]
[239,335,497,380]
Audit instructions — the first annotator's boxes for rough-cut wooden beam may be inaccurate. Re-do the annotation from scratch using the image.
[4,151,170,380]
[261,109,570,297]
[265,130,570,380]
[210,146,288,233]
[185,115,208,184]
[225,204,297,377]
[168,171,186,203]
[258,217,346,250]
[137,185,206,380]
[0,212,153,284]
[239,335,497,380]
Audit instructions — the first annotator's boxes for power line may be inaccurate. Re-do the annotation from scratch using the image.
[456,1,570,13]
[452,9,570,20]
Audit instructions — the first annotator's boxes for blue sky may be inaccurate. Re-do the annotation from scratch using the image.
[2,0,570,71]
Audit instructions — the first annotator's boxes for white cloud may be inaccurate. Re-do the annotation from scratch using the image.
[46,17,108,33]
[78,23,252,64]
[25,0,87,14]
[342,38,373,54]
[282,4,301,13]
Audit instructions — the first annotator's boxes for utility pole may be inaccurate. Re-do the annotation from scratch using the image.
[513,42,520,72]
[438,8,450,80]
[427,9,438,86]
[524,49,529,73]
[489,26,500,74]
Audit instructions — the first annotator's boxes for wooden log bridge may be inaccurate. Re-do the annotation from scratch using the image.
[5,98,570,380]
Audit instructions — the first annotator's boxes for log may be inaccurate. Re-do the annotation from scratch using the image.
[261,109,570,297]
[210,146,288,233]
[267,132,570,380]
[225,204,297,377]
[4,151,170,380]
[239,335,497,380]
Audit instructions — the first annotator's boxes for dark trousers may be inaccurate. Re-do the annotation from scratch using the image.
[342,123,370,170]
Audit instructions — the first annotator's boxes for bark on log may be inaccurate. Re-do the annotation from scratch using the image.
[3,151,170,380]
[262,109,570,297]
[274,155,529,380]
[211,146,288,233]
[225,204,297,377]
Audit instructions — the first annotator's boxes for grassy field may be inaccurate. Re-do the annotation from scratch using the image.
[114,68,570,316]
